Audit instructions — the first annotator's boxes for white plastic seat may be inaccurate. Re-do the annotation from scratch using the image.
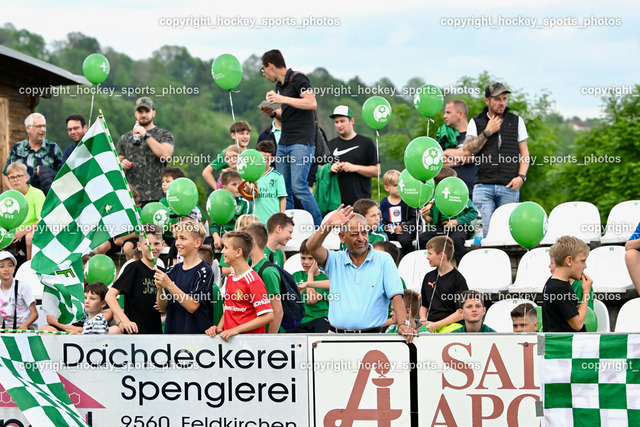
[34,304,47,330]
[584,245,633,292]
[540,201,601,245]
[458,248,513,292]
[614,298,640,332]
[211,258,222,287]
[601,200,640,244]
[282,209,315,251]
[321,211,342,251]
[484,298,537,332]
[397,249,435,293]
[592,299,610,332]
[509,247,552,293]
[283,253,303,276]
[15,260,43,301]
[481,203,520,247]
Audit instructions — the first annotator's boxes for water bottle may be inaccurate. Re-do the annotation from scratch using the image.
[132,121,141,145]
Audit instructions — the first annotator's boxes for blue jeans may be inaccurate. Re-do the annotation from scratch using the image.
[473,184,519,237]
[275,142,322,226]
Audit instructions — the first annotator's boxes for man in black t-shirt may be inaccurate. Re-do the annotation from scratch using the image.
[327,105,379,207]
[260,49,322,226]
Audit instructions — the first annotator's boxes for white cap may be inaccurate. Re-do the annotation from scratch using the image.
[0,251,17,265]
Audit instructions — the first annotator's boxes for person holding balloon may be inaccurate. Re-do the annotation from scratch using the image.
[117,97,175,206]
[202,121,252,191]
[259,49,322,226]
[549,244,593,311]
[542,236,594,332]
[3,163,44,260]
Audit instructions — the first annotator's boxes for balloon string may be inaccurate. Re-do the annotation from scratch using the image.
[229,91,239,148]
[426,117,434,137]
[425,226,452,327]
[376,130,380,202]
[88,92,95,126]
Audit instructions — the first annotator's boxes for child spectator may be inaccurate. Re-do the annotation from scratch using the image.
[542,236,593,332]
[202,121,251,191]
[386,290,428,334]
[210,170,252,250]
[96,185,141,261]
[625,221,640,293]
[266,213,294,267]
[549,244,594,310]
[252,140,287,224]
[214,145,240,189]
[206,231,273,340]
[244,223,284,333]
[82,282,110,335]
[219,214,261,277]
[418,167,478,264]
[288,239,330,333]
[198,243,223,327]
[451,290,495,333]
[154,220,214,334]
[353,198,388,244]
[106,225,165,334]
[0,251,37,330]
[380,169,418,256]
[510,302,539,332]
[419,236,467,333]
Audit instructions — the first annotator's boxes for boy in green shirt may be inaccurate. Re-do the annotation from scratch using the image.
[202,121,251,191]
[386,290,428,334]
[210,170,252,250]
[265,212,294,267]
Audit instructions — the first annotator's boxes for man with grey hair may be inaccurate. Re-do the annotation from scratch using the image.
[3,113,63,192]
[305,205,416,341]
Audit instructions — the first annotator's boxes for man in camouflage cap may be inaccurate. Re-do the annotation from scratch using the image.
[117,97,175,205]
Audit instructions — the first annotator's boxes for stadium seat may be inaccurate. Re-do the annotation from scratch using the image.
[481,203,520,247]
[509,247,552,293]
[601,200,640,244]
[34,304,47,330]
[592,298,610,332]
[397,249,435,292]
[283,209,315,251]
[484,298,537,332]
[15,260,43,301]
[212,258,222,287]
[458,248,513,292]
[540,201,601,245]
[614,298,640,332]
[321,211,342,251]
[584,245,633,292]
[284,253,302,276]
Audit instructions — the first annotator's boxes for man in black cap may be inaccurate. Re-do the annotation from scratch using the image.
[327,105,379,207]
[448,82,530,237]
[117,97,175,206]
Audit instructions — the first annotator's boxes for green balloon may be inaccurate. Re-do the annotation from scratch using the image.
[141,202,172,231]
[404,137,443,182]
[0,190,29,230]
[211,54,243,90]
[167,178,199,216]
[414,84,444,117]
[84,254,116,286]
[82,53,110,85]
[237,149,266,182]
[585,306,598,332]
[434,177,469,217]
[0,227,15,250]
[398,170,434,208]
[362,96,392,130]
[509,202,548,248]
[207,190,237,225]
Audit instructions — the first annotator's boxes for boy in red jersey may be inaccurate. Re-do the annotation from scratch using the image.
[206,231,274,341]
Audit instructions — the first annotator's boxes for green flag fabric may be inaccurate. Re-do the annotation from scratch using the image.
[542,334,640,426]
[0,334,88,426]
[31,116,138,323]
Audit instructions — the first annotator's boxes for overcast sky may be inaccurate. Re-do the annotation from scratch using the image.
[4,0,638,119]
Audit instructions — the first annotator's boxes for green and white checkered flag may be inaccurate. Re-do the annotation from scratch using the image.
[541,334,640,426]
[0,334,88,426]
[31,115,138,324]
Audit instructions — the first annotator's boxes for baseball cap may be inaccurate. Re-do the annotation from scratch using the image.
[0,251,17,265]
[329,105,353,119]
[485,82,511,98]
[135,97,155,111]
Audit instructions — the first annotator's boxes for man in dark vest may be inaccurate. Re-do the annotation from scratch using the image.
[450,82,530,237]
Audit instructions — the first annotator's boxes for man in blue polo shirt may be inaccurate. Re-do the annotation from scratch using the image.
[306,205,416,342]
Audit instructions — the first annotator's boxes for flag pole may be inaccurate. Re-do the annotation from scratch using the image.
[97,110,157,268]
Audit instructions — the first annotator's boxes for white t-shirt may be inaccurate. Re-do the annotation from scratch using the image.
[467,114,529,144]
[0,279,35,327]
